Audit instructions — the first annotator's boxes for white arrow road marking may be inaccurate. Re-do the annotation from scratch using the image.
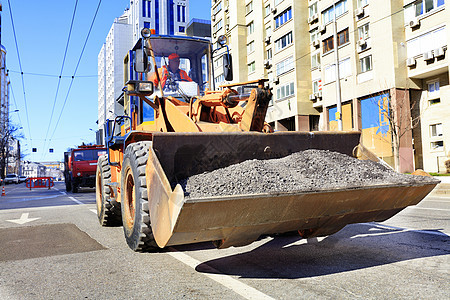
[6,213,41,225]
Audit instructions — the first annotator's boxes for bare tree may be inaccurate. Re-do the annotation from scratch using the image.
[369,89,420,172]
[0,122,24,178]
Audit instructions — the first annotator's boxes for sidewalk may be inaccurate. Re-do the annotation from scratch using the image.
[432,176,450,195]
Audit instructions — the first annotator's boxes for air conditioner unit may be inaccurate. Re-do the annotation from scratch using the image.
[319,25,326,33]
[312,39,320,48]
[226,24,230,30]
[423,50,434,61]
[355,8,364,17]
[317,91,323,98]
[358,38,366,47]
[265,36,271,44]
[271,8,277,14]
[406,57,416,67]
[264,59,272,69]
[434,47,445,57]
[409,18,420,28]
[308,13,318,24]
[309,94,316,100]
[213,33,217,38]
[225,6,229,12]
[212,15,216,21]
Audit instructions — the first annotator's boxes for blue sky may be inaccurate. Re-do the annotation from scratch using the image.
[2,0,211,162]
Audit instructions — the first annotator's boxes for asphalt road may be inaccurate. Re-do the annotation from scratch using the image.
[0,181,448,299]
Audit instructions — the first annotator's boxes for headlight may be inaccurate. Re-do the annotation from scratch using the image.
[138,82,153,92]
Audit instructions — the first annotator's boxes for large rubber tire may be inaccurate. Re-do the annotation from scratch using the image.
[72,183,78,193]
[65,180,71,192]
[121,141,158,252]
[96,155,121,226]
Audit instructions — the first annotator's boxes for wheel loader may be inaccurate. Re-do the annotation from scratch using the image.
[96,29,438,251]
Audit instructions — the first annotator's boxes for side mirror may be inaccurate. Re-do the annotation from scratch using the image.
[223,53,233,81]
[134,49,149,73]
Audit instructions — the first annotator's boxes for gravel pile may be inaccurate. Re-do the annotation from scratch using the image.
[178,149,438,199]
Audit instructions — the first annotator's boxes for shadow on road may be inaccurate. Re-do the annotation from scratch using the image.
[191,224,449,279]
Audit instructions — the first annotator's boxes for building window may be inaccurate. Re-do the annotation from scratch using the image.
[275,31,293,52]
[215,74,225,84]
[338,28,349,46]
[358,0,369,7]
[246,1,253,14]
[213,2,222,15]
[406,27,446,58]
[428,80,440,96]
[311,52,321,69]
[310,28,319,43]
[276,56,294,76]
[247,21,254,35]
[276,82,295,101]
[431,140,444,151]
[414,0,445,17]
[312,79,321,93]
[144,21,151,29]
[323,0,348,24]
[213,19,223,32]
[275,7,292,29]
[309,2,318,17]
[323,28,349,53]
[324,57,351,83]
[248,61,256,73]
[358,23,370,40]
[265,5,271,17]
[430,123,443,137]
[266,26,272,38]
[179,26,185,33]
[266,48,272,59]
[360,55,372,73]
[247,41,255,55]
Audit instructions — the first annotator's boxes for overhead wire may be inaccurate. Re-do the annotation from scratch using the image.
[46,0,103,159]
[7,70,97,78]
[40,0,79,160]
[6,0,32,146]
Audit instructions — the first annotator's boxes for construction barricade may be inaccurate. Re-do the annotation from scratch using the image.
[26,177,55,190]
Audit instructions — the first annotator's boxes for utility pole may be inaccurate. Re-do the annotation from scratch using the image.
[333,3,343,131]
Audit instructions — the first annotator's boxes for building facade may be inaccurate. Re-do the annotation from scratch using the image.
[98,0,190,140]
[211,0,449,173]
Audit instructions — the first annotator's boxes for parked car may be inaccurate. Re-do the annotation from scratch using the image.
[18,175,28,183]
[4,174,19,184]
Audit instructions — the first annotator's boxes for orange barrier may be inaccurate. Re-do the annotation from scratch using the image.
[26,177,54,190]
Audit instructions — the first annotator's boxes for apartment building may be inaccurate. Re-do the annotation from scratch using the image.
[211,0,449,173]
[403,0,449,173]
[98,0,190,142]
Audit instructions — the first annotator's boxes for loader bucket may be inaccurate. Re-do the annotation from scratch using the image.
[145,132,438,249]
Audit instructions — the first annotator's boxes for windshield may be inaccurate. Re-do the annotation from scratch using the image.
[146,36,210,99]
[73,149,106,161]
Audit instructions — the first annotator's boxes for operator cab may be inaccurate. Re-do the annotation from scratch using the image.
[130,35,211,100]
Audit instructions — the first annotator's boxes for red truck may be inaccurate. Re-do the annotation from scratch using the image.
[64,145,107,193]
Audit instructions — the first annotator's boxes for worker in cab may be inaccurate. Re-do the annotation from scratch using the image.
[150,53,192,91]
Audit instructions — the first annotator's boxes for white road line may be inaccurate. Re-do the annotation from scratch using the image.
[68,196,84,205]
[422,198,450,204]
[409,206,450,212]
[362,223,448,237]
[167,249,275,300]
